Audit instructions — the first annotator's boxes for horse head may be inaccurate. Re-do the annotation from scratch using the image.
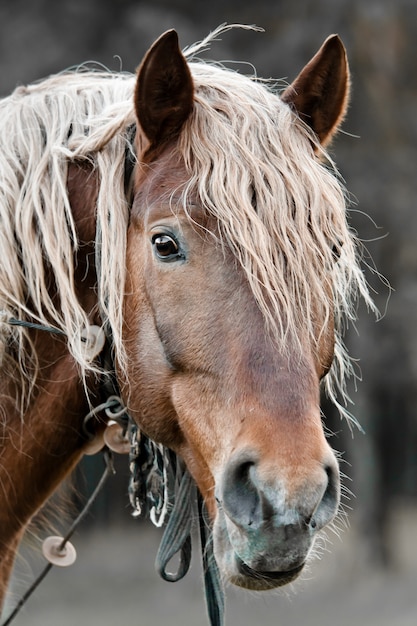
[121,30,352,590]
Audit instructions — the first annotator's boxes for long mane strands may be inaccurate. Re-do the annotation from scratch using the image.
[0,70,136,387]
[180,32,375,416]
[0,25,375,422]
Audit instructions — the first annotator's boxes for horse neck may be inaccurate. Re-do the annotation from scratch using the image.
[0,344,90,602]
[0,162,101,606]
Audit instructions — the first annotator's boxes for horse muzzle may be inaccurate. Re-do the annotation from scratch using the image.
[212,448,340,590]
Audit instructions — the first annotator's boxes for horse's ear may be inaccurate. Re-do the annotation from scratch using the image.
[281,35,349,146]
[135,30,194,154]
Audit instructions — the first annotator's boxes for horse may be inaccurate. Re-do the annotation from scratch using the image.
[0,24,373,623]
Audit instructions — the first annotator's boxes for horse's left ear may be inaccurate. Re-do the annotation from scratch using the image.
[281,35,349,146]
[135,30,194,155]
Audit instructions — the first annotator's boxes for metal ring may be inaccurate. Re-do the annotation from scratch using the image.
[104,395,128,420]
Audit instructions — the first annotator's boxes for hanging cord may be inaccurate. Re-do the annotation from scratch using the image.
[3,316,66,336]
[153,458,225,625]
[1,451,114,626]
[155,467,194,582]
[198,494,225,626]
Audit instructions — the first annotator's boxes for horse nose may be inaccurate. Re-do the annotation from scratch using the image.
[218,449,340,532]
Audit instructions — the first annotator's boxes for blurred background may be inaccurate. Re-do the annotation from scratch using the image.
[2,0,416,625]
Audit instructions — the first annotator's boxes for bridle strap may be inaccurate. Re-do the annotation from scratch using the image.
[198,495,225,626]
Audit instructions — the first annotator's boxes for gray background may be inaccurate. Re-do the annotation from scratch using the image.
[1,1,417,624]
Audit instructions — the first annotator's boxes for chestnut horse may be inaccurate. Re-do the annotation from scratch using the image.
[0,25,372,622]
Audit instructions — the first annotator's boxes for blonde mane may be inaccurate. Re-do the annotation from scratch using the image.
[178,58,375,418]
[0,25,373,419]
[0,70,135,401]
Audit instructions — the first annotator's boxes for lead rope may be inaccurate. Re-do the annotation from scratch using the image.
[152,453,225,625]
[155,467,194,582]
[198,494,225,626]
[125,417,225,623]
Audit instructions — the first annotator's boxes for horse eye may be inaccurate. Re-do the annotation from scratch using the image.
[152,234,181,260]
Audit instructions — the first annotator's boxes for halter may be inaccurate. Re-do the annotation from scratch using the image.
[0,320,224,626]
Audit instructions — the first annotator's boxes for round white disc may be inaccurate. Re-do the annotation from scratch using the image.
[42,536,77,567]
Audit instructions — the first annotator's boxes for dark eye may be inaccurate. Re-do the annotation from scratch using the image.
[152,233,183,261]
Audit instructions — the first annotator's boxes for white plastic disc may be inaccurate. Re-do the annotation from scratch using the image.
[81,325,106,359]
[103,422,130,454]
[42,536,77,567]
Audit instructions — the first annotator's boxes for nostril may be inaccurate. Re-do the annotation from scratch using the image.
[310,462,340,531]
[220,453,263,530]
[323,462,340,506]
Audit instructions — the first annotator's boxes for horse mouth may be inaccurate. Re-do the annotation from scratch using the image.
[233,557,305,590]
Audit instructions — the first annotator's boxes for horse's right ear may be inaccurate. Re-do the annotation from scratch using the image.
[135,30,194,156]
